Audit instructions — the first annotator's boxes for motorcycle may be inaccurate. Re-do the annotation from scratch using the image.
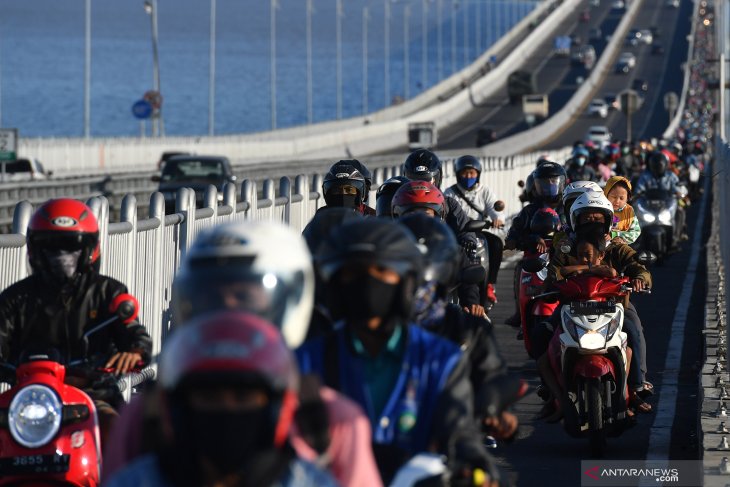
[633,187,684,260]
[0,293,148,486]
[536,274,648,456]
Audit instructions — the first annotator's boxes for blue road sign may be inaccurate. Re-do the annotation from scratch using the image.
[132,99,153,120]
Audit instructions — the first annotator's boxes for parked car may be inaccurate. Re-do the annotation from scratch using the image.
[586,125,612,145]
[0,158,51,182]
[651,43,665,55]
[152,155,237,213]
[588,99,609,118]
[632,78,649,93]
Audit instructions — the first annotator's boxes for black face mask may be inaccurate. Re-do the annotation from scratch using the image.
[41,249,82,287]
[183,408,273,476]
[324,193,362,209]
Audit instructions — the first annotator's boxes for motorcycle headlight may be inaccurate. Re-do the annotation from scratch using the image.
[8,385,62,448]
[658,209,672,224]
[641,212,656,223]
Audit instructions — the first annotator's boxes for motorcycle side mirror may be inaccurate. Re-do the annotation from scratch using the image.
[464,220,488,232]
[150,175,161,183]
[517,180,525,188]
[460,265,487,285]
[636,250,657,266]
[493,200,505,212]
[521,258,547,273]
[110,293,140,325]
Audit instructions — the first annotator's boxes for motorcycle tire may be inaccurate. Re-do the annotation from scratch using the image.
[587,378,606,457]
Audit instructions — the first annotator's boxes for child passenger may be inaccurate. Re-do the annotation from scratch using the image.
[604,176,641,245]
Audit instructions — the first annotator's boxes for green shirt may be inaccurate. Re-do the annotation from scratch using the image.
[351,324,406,422]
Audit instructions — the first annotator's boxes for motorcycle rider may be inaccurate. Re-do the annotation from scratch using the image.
[399,213,520,444]
[297,218,500,486]
[375,176,409,218]
[105,311,338,487]
[504,161,566,326]
[391,181,484,317]
[565,146,597,182]
[321,160,376,215]
[105,221,382,487]
[444,155,505,306]
[545,194,653,414]
[634,151,688,244]
[0,198,152,444]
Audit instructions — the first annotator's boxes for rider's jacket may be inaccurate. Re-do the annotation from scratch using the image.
[444,183,504,223]
[0,272,152,366]
[296,323,487,482]
[104,451,338,487]
[634,170,681,195]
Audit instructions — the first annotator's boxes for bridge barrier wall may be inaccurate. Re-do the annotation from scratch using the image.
[480,0,645,156]
[0,148,568,360]
[17,0,578,174]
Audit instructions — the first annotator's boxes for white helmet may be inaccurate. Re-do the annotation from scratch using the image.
[569,192,614,235]
[172,221,314,349]
[562,181,603,224]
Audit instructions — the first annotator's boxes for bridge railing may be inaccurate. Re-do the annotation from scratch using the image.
[0,148,569,359]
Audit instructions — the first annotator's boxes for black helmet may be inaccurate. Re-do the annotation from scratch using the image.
[648,151,668,178]
[404,149,443,188]
[399,213,460,289]
[532,161,566,203]
[454,155,482,190]
[322,161,367,209]
[343,159,373,202]
[375,176,410,218]
[317,219,423,320]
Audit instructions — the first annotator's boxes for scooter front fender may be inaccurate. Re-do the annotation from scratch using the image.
[572,354,616,380]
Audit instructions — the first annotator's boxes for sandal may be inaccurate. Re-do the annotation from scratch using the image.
[636,381,654,399]
[630,392,653,413]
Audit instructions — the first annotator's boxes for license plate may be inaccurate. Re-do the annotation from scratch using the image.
[0,454,70,475]
[570,301,616,315]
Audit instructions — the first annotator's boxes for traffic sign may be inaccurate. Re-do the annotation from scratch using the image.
[664,92,679,112]
[132,100,154,120]
[0,129,18,161]
[619,89,640,116]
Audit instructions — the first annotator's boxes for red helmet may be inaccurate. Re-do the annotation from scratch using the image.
[159,311,299,448]
[530,207,561,237]
[27,198,100,275]
[391,181,446,219]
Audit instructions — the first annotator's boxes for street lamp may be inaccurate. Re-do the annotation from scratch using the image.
[270,0,278,130]
[462,0,468,66]
[451,0,457,74]
[143,0,163,136]
[385,0,391,107]
[336,0,343,119]
[362,6,369,115]
[404,4,410,99]
[84,0,91,138]
[209,0,216,136]
[307,0,314,124]
[421,0,428,91]
[437,0,443,81]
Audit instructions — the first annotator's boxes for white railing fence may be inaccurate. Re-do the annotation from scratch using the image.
[0,149,569,359]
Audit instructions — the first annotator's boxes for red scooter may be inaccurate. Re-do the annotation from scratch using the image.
[0,293,141,486]
[518,241,559,359]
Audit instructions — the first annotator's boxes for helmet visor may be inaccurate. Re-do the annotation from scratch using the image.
[535,177,563,197]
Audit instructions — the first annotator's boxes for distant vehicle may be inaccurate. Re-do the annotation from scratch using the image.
[588,99,609,118]
[408,122,437,150]
[554,36,572,56]
[612,0,626,10]
[579,9,591,22]
[604,93,620,111]
[650,26,662,38]
[615,60,632,74]
[632,78,649,92]
[569,33,583,46]
[586,125,612,145]
[522,94,549,125]
[157,151,192,170]
[589,0,600,6]
[618,52,637,68]
[651,43,665,55]
[571,45,597,69]
[0,158,51,182]
[639,29,654,44]
[507,70,537,104]
[476,125,497,147]
[152,155,237,213]
[588,28,603,42]
[666,0,679,7]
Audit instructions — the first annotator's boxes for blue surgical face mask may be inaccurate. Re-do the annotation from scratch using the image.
[575,157,586,167]
[458,176,478,189]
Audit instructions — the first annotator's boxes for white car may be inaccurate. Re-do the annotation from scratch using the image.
[612,0,626,9]
[639,29,653,44]
[618,52,637,68]
[588,99,609,118]
[666,0,679,7]
[586,126,612,144]
[0,158,50,182]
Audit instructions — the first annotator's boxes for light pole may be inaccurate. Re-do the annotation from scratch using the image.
[475,0,480,56]
[437,0,443,81]
[451,0,457,73]
[270,0,278,130]
[495,0,502,42]
[421,0,428,91]
[144,0,163,136]
[385,0,391,107]
[462,0,468,66]
[362,6,369,115]
[404,4,410,99]
[336,0,343,120]
[208,0,216,136]
[307,0,314,124]
[84,0,91,138]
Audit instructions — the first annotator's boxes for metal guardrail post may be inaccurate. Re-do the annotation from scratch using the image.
[280,177,292,224]
[262,179,275,222]
[242,179,256,219]
[311,174,323,209]
[120,194,137,295]
[148,192,165,357]
[87,196,109,274]
[203,184,217,211]
[12,201,32,237]
[176,188,196,261]
[223,182,237,221]
[294,175,308,225]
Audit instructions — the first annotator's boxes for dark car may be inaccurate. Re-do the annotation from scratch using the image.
[588,27,603,41]
[152,155,237,213]
[614,61,631,74]
[476,126,497,146]
[651,43,665,55]
[604,93,619,111]
[632,78,649,92]
[157,151,192,170]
